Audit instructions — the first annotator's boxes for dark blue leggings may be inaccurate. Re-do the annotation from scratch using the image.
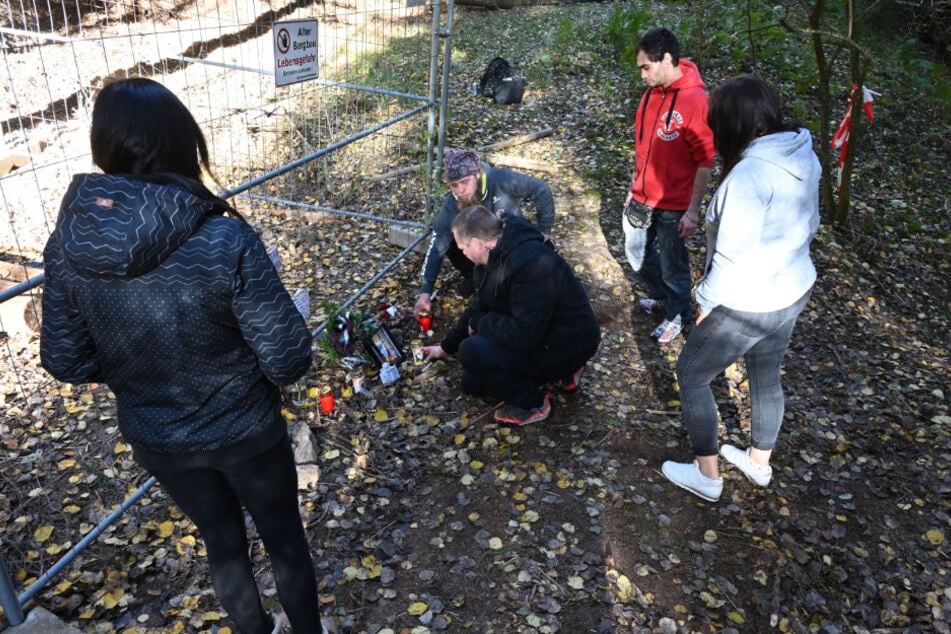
[149,435,322,634]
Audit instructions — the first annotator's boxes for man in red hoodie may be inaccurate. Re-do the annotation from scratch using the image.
[623,27,715,343]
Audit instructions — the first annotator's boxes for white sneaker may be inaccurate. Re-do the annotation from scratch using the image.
[720,444,772,486]
[271,613,339,634]
[656,316,683,343]
[661,460,723,502]
[270,613,289,634]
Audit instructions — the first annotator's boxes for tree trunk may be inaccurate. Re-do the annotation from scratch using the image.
[810,0,838,223]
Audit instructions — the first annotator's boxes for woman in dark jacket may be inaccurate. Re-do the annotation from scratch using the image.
[422,206,600,426]
[41,78,334,634]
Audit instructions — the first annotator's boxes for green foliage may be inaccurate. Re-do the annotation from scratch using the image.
[316,301,377,366]
[549,18,577,72]
[937,73,951,120]
[676,1,804,77]
[604,3,648,77]
[316,328,344,366]
[536,16,604,77]
[333,29,430,94]
[896,38,951,120]
[789,98,815,132]
[536,18,574,74]
[893,211,923,235]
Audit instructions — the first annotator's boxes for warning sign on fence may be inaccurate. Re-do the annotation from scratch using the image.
[273,19,318,87]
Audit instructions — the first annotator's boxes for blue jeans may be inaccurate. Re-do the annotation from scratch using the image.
[149,435,323,634]
[624,209,692,322]
[675,289,812,457]
[458,333,599,409]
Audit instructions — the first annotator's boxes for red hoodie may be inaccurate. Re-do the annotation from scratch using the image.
[630,59,715,210]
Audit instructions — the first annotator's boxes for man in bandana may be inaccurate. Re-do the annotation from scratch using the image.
[414,149,555,319]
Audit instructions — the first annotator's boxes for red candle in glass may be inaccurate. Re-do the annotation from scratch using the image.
[319,386,334,413]
[418,310,431,333]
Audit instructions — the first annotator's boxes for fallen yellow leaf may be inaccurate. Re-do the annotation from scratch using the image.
[407,601,428,616]
[176,535,196,555]
[925,529,945,546]
[101,588,124,609]
[34,525,54,543]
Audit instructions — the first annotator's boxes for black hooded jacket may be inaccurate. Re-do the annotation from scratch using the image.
[441,215,599,358]
[41,174,313,470]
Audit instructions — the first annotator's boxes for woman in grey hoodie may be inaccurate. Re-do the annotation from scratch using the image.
[661,75,821,502]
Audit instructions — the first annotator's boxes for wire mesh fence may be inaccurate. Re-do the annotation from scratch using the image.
[1,0,440,251]
[1,0,448,624]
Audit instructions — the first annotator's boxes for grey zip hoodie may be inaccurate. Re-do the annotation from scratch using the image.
[697,128,821,314]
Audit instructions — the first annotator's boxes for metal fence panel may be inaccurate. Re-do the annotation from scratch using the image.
[1,0,445,624]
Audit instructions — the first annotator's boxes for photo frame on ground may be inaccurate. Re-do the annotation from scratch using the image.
[365,326,404,367]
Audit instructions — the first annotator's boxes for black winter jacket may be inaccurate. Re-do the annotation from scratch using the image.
[441,215,599,358]
[41,174,313,470]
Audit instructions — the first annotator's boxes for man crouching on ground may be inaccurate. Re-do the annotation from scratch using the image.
[422,205,600,426]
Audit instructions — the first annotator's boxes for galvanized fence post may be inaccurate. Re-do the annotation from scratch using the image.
[0,556,26,626]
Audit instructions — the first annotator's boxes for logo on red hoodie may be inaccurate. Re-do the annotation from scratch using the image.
[657,110,684,142]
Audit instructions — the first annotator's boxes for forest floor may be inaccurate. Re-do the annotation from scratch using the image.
[2,2,950,633]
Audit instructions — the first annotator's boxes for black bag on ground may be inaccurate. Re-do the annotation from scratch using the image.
[479,57,525,104]
[493,76,525,105]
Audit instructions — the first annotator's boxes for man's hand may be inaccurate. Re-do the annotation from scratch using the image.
[695,309,707,325]
[421,345,447,363]
[678,212,699,239]
[414,293,431,319]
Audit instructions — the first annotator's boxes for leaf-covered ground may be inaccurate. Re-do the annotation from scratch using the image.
[2,2,950,633]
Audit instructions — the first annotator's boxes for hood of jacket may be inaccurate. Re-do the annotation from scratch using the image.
[648,59,705,97]
[53,173,217,279]
[742,128,816,181]
[491,213,544,261]
[668,59,705,91]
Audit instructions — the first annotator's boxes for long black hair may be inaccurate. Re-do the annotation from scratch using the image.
[91,77,237,215]
[707,75,800,176]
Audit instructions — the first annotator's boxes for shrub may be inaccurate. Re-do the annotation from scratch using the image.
[604,3,648,78]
